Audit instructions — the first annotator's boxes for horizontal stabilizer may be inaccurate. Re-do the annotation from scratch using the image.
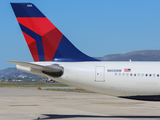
[7,61,63,77]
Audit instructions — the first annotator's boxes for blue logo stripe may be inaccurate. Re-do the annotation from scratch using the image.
[53,36,99,62]
[11,3,45,17]
[19,24,45,61]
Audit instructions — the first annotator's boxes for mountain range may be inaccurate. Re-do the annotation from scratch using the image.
[1,50,160,78]
[0,68,42,79]
[97,50,160,61]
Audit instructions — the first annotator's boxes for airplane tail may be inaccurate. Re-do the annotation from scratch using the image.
[11,3,98,62]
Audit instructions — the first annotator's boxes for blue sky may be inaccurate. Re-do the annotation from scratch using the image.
[0,0,160,70]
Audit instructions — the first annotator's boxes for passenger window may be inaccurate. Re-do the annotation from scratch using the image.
[122,73,125,76]
[153,74,155,77]
[149,74,152,77]
[157,74,159,77]
[119,73,121,76]
[130,73,132,76]
[126,73,129,76]
[134,74,136,76]
[138,73,140,76]
[141,73,144,76]
[146,74,148,76]
[115,73,117,76]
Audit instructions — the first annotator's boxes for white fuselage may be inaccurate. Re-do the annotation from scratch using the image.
[17,61,160,97]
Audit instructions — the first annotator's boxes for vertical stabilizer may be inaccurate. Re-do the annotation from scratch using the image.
[11,3,99,62]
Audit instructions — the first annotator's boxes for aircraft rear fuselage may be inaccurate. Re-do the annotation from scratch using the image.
[16,61,160,97]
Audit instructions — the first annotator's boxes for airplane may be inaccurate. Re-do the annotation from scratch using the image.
[9,3,160,101]
[46,78,55,83]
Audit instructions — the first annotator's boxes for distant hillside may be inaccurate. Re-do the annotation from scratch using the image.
[98,50,160,61]
[0,68,42,78]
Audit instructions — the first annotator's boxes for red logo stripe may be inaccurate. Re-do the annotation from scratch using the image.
[22,32,39,61]
[17,17,56,36]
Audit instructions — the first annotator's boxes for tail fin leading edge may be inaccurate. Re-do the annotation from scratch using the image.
[11,3,98,62]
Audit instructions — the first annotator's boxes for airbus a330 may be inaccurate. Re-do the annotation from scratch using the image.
[9,3,160,101]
